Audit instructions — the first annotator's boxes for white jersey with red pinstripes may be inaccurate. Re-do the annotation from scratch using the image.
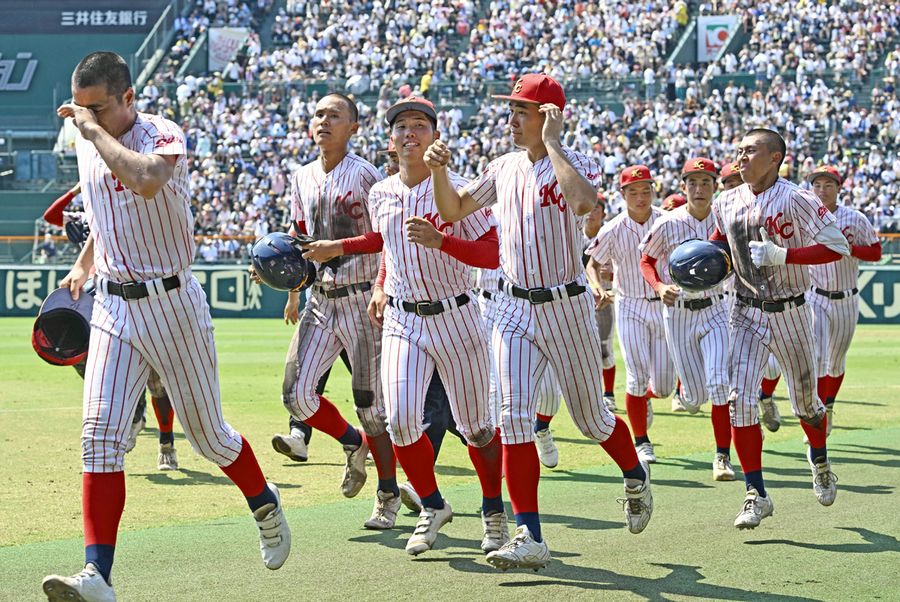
[76,112,192,282]
[712,179,836,300]
[463,147,601,288]
[587,207,665,298]
[640,206,723,298]
[369,171,494,300]
[290,152,382,288]
[810,205,878,291]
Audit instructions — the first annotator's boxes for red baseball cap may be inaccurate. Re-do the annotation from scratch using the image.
[385,96,437,126]
[807,165,842,185]
[662,194,687,211]
[681,157,718,180]
[492,74,566,110]
[619,165,654,188]
[720,161,742,182]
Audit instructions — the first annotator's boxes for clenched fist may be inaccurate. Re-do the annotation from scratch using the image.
[424,139,451,171]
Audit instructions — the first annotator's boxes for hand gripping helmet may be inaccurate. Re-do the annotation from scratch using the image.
[668,240,731,293]
[249,232,317,292]
[32,285,94,366]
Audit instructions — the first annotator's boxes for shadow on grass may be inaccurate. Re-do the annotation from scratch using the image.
[834,399,886,407]
[545,469,714,491]
[435,465,477,477]
[132,468,303,490]
[745,527,900,554]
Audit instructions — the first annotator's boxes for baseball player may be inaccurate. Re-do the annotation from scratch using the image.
[427,74,652,571]
[659,192,690,413]
[367,96,507,556]
[711,128,848,529]
[806,165,881,434]
[639,158,734,481]
[44,52,290,601]
[588,165,676,465]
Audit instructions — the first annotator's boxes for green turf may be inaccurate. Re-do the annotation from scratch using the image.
[1,319,898,601]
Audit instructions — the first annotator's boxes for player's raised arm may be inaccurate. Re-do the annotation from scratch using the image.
[540,104,596,216]
[425,139,480,222]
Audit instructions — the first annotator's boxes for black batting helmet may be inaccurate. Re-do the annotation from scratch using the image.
[249,232,317,292]
[668,240,731,293]
[32,286,94,366]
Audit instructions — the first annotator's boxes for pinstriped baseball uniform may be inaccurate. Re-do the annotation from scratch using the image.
[370,172,495,447]
[77,113,242,472]
[808,205,878,377]
[712,178,836,427]
[282,153,387,436]
[465,148,618,445]
[596,272,616,371]
[587,206,675,399]
[640,206,729,407]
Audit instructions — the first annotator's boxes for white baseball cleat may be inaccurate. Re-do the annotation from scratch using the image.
[534,428,559,468]
[758,394,781,432]
[157,443,178,471]
[809,457,838,506]
[712,453,735,481]
[635,441,656,464]
[398,482,422,513]
[341,431,369,498]
[486,525,550,571]
[253,483,291,570]
[124,416,145,453]
[671,393,687,412]
[480,511,510,553]
[620,460,653,534]
[734,488,774,529]
[271,429,308,463]
[603,394,617,412]
[364,490,402,530]
[42,563,116,602]
[405,502,453,555]
[646,398,654,428]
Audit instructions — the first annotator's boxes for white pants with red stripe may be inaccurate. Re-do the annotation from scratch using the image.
[492,291,616,445]
[763,353,782,380]
[82,276,241,473]
[809,289,859,377]
[728,301,825,427]
[615,296,675,398]
[381,299,494,447]
[663,300,730,408]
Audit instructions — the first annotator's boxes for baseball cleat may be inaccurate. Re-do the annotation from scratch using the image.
[157,442,178,471]
[398,481,423,513]
[809,457,837,506]
[671,393,687,412]
[712,453,735,481]
[603,394,617,412]
[620,460,653,534]
[758,393,781,432]
[253,483,291,570]
[364,490,402,530]
[635,441,656,464]
[480,510,510,553]
[341,431,369,498]
[124,416,145,453]
[535,428,559,468]
[42,563,116,602]
[734,488,774,529]
[271,429,308,463]
[646,398,654,428]
[485,525,550,571]
[405,501,453,556]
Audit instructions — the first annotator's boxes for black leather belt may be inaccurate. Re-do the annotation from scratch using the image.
[388,293,470,317]
[315,282,372,299]
[106,275,180,300]
[814,287,858,300]
[499,278,586,305]
[737,293,805,313]
[680,294,723,311]
[481,290,493,300]
[646,297,661,302]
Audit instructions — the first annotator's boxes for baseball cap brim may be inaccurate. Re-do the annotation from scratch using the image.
[385,101,437,126]
[807,171,841,184]
[491,94,540,105]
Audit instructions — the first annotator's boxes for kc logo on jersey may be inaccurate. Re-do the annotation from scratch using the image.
[334,190,364,220]
[539,181,567,213]
[763,212,794,239]
[421,212,453,233]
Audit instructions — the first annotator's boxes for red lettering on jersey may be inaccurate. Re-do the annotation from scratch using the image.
[539,182,567,213]
[817,205,828,218]
[764,212,794,239]
[110,173,125,193]
[841,226,855,244]
[334,190,364,220]
[421,212,453,233]
[154,135,176,148]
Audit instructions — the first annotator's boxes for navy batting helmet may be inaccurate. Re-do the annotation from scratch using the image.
[250,232,317,292]
[668,240,731,293]
[32,286,94,366]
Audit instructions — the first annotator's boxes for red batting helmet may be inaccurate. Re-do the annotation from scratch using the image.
[32,286,94,366]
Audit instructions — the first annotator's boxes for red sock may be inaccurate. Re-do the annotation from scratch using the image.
[393,435,438,499]
[599,416,640,472]
[711,404,732,450]
[801,416,828,448]
[535,413,554,425]
[732,425,763,473]
[365,431,396,480]
[625,393,648,437]
[220,437,267,498]
[468,432,503,499]
[151,396,174,433]
[303,395,352,441]
[675,378,682,395]
[83,472,126,547]
[602,366,616,393]
[816,376,830,406]
[503,442,540,514]
[830,373,845,402]
[760,376,780,397]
